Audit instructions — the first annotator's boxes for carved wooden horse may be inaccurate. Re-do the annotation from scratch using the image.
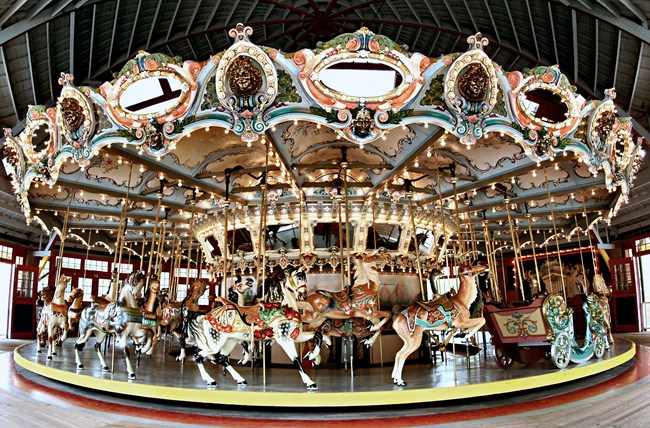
[301,255,392,347]
[37,275,71,359]
[187,267,319,389]
[593,273,614,347]
[74,271,153,379]
[391,263,487,386]
[66,287,84,335]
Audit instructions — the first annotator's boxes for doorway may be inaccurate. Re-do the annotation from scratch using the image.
[0,262,12,338]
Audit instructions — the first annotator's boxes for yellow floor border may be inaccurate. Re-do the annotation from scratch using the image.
[13,341,636,408]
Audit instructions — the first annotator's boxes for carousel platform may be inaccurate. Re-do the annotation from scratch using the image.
[13,336,635,409]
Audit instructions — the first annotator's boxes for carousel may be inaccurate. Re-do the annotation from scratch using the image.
[3,25,644,407]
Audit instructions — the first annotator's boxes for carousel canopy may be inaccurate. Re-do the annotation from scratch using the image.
[0,1,648,263]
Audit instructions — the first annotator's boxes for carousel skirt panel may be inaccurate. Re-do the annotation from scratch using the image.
[13,338,635,408]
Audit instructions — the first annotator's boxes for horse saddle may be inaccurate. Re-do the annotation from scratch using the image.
[91,295,113,312]
[318,289,351,310]
[417,293,455,313]
[213,297,261,326]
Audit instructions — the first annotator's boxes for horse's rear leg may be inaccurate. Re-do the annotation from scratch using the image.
[391,318,425,387]
[215,341,247,385]
[117,335,136,379]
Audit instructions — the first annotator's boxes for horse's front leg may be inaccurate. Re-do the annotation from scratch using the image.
[47,323,55,360]
[60,316,69,344]
[117,333,136,379]
[275,323,317,390]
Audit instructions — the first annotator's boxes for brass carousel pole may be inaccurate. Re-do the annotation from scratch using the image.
[526,213,542,295]
[184,198,198,289]
[582,200,598,277]
[543,168,567,300]
[436,168,447,265]
[115,162,134,283]
[406,181,425,300]
[451,174,466,257]
[505,200,525,300]
[482,221,499,301]
[167,222,178,291]
[574,214,588,293]
[336,194,346,290]
[55,195,74,283]
[155,216,168,278]
[256,139,271,386]
[342,161,353,288]
[146,185,164,284]
[139,232,146,271]
[370,198,384,368]
[222,199,229,300]
[542,228,553,292]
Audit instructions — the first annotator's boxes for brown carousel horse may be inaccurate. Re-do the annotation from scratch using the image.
[74,271,153,379]
[593,273,614,348]
[391,262,487,386]
[187,267,319,389]
[36,275,71,359]
[66,287,84,336]
[301,255,392,347]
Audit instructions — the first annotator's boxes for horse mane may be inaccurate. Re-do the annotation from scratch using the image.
[353,259,379,287]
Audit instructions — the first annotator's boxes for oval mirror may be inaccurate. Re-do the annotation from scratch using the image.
[519,89,569,124]
[319,61,404,98]
[119,76,185,117]
[31,123,51,154]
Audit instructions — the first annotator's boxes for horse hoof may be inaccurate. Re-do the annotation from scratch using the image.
[37,350,42,354]
[307,383,318,390]
[207,381,217,387]
[47,356,52,361]
[102,366,110,372]
[128,373,136,380]
[77,364,84,370]
[238,380,247,385]
[52,351,57,356]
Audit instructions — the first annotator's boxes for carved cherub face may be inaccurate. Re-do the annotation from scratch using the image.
[458,64,488,103]
[227,56,263,97]
[60,98,85,131]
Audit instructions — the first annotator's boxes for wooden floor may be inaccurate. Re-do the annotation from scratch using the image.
[2,334,650,427]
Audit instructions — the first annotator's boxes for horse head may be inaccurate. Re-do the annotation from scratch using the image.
[54,275,71,299]
[67,287,83,303]
[285,266,308,301]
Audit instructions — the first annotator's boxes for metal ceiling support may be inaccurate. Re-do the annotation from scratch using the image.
[25,33,37,105]
[617,0,648,26]
[292,163,390,170]
[29,201,191,223]
[403,0,421,24]
[628,42,644,112]
[0,46,19,121]
[27,0,53,20]
[423,0,441,27]
[441,0,461,32]
[483,0,501,43]
[594,0,621,18]
[106,146,247,204]
[87,3,95,80]
[593,18,599,92]
[407,167,476,182]
[195,165,280,179]
[462,0,478,33]
[186,0,203,35]
[548,1,559,65]
[612,29,622,86]
[572,9,579,83]
[69,11,74,75]
[146,0,163,48]
[46,22,53,102]
[503,0,521,52]
[128,0,143,57]
[107,0,121,68]
[205,0,223,31]
[165,0,181,46]
[244,0,258,23]
[525,0,540,60]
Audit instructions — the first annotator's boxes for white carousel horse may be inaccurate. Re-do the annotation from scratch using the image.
[187,267,320,389]
[301,254,392,348]
[391,262,487,387]
[74,271,153,379]
[66,287,84,335]
[36,275,71,359]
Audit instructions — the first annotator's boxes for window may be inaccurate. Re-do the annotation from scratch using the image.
[15,270,35,298]
[176,284,187,301]
[201,269,210,279]
[57,256,81,270]
[175,268,198,279]
[112,262,133,274]
[98,278,112,297]
[160,272,170,290]
[78,278,93,301]
[15,256,24,266]
[85,259,109,272]
[0,244,13,261]
[635,236,650,255]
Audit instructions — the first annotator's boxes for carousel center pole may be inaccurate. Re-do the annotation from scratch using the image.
[146,188,164,285]
[342,161,353,288]
[184,199,198,289]
[115,162,134,279]
[222,199,229,300]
